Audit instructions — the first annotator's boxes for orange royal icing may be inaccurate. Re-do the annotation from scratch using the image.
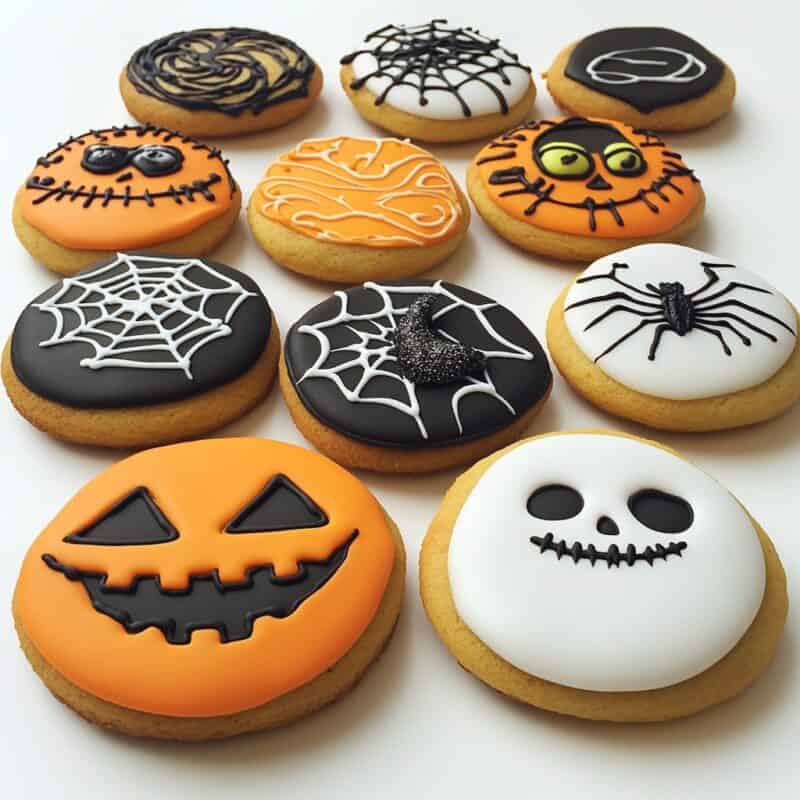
[254,136,463,247]
[21,125,236,250]
[14,438,395,718]
[474,117,701,238]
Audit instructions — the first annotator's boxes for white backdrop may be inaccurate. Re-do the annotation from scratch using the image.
[0,2,796,797]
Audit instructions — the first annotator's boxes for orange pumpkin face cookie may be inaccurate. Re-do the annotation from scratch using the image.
[247,136,469,283]
[14,125,240,276]
[467,116,704,262]
[13,438,403,740]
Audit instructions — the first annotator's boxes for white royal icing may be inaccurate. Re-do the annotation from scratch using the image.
[348,21,531,120]
[587,47,707,86]
[563,244,797,400]
[448,433,766,692]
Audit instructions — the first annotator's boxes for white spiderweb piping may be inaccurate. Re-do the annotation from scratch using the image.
[296,281,534,439]
[34,253,256,379]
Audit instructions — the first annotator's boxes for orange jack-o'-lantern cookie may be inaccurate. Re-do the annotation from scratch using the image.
[247,136,470,283]
[13,125,241,276]
[467,116,705,262]
[13,438,404,740]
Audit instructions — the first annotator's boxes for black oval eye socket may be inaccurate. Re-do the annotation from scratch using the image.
[81,144,130,174]
[527,484,584,520]
[131,145,184,177]
[628,489,693,534]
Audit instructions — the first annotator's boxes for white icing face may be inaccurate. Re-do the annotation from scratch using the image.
[564,244,797,400]
[349,22,531,120]
[448,434,766,692]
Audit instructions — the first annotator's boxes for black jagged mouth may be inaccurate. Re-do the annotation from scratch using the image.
[42,531,357,645]
[530,532,687,568]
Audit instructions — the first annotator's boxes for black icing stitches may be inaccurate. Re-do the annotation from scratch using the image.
[10,252,272,409]
[564,27,725,113]
[285,280,552,448]
[127,27,316,117]
[341,19,531,116]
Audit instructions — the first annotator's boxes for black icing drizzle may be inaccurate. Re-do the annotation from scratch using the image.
[564,27,725,113]
[127,28,316,116]
[341,19,531,116]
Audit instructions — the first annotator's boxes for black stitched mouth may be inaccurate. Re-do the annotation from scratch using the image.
[530,532,687,568]
[42,531,357,645]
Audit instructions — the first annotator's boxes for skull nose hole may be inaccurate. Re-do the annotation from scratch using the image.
[596,516,619,536]
[586,174,612,191]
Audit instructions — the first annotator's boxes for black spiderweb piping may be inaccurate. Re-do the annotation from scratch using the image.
[341,19,531,116]
[127,28,315,116]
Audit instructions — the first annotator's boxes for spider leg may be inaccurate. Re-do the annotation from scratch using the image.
[693,324,732,356]
[685,263,724,298]
[564,290,662,313]
[692,317,751,346]
[574,263,660,298]
[646,324,676,360]
[581,305,662,332]
[694,300,796,335]
[695,311,777,342]
[594,318,663,362]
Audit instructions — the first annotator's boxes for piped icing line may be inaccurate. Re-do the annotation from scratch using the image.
[256,137,462,247]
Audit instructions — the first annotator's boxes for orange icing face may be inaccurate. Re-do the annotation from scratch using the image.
[254,136,463,247]
[21,125,236,250]
[474,117,701,238]
[14,439,395,718]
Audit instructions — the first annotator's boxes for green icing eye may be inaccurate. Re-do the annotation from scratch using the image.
[604,143,646,176]
[537,142,593,179]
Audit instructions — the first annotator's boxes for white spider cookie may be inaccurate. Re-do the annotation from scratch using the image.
[420,430,788,722]
[280,280,553,473]
[339,20,536,143]
[2,252,279,448]
[468,116,704,262]
[121,28,323,137]
[547,244,800,431]
[13,125,240,276]
[248,137,470,283]
[545,27,735,131]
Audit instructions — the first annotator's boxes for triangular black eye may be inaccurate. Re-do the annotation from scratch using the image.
[226,475,328,534]
[64,487,179,545]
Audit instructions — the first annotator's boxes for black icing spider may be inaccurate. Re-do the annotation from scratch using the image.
[565,262,796,362]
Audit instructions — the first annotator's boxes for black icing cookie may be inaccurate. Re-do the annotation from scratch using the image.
[565,27,724,113]
[11,252,272,408]
[284,281,552,448]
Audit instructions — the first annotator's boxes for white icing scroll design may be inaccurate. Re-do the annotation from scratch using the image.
[586,46,707,86]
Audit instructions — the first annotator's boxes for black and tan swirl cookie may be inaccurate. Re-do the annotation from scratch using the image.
[545,28,735,131]
[121,28,323,137]
[280,280,553,472]
[2,252,279,448]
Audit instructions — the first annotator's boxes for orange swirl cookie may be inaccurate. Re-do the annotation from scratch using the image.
[467,116,704,262]
[13,438,404,740]
[13,125,240,276]
[247,136,469,283]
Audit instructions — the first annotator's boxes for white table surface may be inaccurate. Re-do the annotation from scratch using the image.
[1,1,797,797]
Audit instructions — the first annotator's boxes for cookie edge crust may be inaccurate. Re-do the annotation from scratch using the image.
[279,351,552,473]
[2,316,280,448]
[545,41,736,132]
[119,65,324,138]
[247,177,471,283]
[547,284,800,431]
[466,161,705,262]
[12,185,242,277]
[419,429,788,722]
[339,63,536,143]
[13,508,405,740]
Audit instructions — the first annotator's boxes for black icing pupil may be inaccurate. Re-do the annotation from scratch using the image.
[131,146,183,176]
[628,489,693,533]
[561,153,578,165]
[621,154,636,169]
[527,484,584,520]
[82,145,128,173]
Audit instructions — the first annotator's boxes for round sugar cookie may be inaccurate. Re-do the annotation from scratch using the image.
[339,19,535,143]
[280,279,553,472]
[13,438,404,740]
[248,136,470,283]
[547,244,800,431]
[468,116,704,262]
[121,28,323,137]
[14,125,240,275]
[545,27,735,131]
[420,430,787,722]
[3,252,279,448]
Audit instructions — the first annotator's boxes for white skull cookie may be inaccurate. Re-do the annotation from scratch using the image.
[422,432,787,720]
